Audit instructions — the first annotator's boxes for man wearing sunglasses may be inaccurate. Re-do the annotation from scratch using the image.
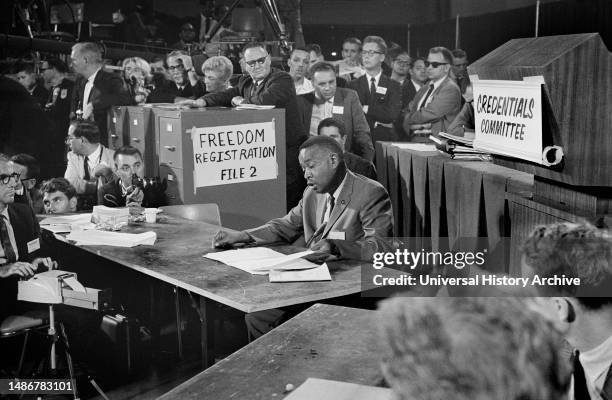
[197,42,308,210]
[9,154,43,214]
[0,154,56,322]
[403,46,461,141]
[522,222,612,400]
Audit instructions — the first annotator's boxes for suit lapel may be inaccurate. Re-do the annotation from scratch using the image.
[323,172,354,237]
[315,193,326,226]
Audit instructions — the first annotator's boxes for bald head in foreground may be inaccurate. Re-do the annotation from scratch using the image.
[378,297,571,400]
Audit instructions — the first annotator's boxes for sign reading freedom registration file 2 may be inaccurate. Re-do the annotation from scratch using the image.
[473,79,543,164]
[191,121,277,187]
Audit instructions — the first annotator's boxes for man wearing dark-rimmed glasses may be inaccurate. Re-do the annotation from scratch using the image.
[403,46,461,141]
[196,42,308,210]
[10,153,44,214]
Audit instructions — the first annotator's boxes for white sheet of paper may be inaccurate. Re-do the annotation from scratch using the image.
[284,378,391,400]
[40,213,92,225]
[66,230,157,247]
[203,248,317,275]
[391,143,437,151]
[268,263,332,282]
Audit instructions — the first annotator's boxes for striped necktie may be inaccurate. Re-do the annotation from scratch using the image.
[0,215,17,263]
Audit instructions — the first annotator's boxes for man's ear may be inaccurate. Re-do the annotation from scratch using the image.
[69,196,78,212]
[554,297,576,324]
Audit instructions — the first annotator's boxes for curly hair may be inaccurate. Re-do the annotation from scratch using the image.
[378,297,571,400]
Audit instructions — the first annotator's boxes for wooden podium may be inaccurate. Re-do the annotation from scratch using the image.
[469,33,612,275]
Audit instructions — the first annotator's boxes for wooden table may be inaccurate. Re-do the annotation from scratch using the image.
[45,215,393,365]
[158,304,382,400]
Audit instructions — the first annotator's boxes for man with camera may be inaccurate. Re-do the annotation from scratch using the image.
[97,146,166,208]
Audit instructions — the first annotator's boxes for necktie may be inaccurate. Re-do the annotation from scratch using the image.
[602,363,612,400]
[573,351,592,400]
[368,77,377,106]
[419,84,435,110]
[0,215,17,263]
[83,156,91,180]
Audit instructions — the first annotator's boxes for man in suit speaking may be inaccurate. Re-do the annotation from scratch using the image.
[214,135,393,337]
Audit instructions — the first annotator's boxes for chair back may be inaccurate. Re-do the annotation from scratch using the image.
[161,204,221,225]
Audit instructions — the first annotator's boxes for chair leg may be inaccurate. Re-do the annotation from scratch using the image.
[16,331,30,378]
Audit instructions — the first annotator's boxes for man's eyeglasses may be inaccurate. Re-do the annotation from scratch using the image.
[168,64,185,71]
[425,61,448,68]
[362,50,383,57]
[21,177,37,190]
[65,135,78,144]
[245,55,268,67]
[0,173,21,185]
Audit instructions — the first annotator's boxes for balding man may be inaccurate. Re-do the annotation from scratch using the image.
[70,42,130,146]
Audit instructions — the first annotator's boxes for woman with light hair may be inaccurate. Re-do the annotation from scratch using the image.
[121,57,152,104]
[201,55,233,93]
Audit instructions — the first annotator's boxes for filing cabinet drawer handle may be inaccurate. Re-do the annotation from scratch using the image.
[164,146,176,151]
[111,134,118,138]
[132,138,141,143]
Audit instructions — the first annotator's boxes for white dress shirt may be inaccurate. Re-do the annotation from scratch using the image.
[83,68,101,106]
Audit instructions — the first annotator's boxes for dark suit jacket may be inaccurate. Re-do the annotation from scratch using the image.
[203,69,308,209]
[347,74,402,143]
[296,87,374,161]
[45,78,74,177]
[71,69,131,146]
[396,79,421,139]
[344,152,376,180]
[0,203,41,321]
[147,78,206,103]
[30,84,50,108]
[248,170,393,261]
[404,76,461,137]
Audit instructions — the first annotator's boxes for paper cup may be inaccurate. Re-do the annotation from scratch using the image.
[144,208,157,223]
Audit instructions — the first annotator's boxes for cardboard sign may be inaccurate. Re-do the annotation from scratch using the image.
[191,121,278,188]
[473,79,543,164]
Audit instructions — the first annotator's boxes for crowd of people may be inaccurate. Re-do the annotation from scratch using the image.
[0,32,610,400]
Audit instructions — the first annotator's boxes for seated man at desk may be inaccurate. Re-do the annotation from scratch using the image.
[0,153,55,322]
[98,146,166,208]
[214,136,393,337]
[41,178,78,214]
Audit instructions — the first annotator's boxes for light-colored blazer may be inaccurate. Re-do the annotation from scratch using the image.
[248,170,394,260]
[405,76,461,136]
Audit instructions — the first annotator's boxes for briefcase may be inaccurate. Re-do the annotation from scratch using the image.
[100,313,146,378]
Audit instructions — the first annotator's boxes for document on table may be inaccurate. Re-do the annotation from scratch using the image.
[203,248,319,275]
[268,263,331,282]
[235,104,275,110]
[284,378,391,400]
[40,213,95,232]
[391,143,437,151]
[66,230,157,247]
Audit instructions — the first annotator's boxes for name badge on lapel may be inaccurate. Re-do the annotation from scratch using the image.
[362,105,369,113]
[376,86,387,95]
[332,105,344,114]
[27,238,40,254]
[328,231,346,240]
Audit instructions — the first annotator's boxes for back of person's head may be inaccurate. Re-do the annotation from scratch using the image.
[41,177,76,199]
[15,61,35,75]
[73,42,103,65]
[378,297,571,400]
[202,56,234,81]
[44,57,69,74]
[363,36,388,55]
[299,135,344,161]
[521,222,612,309]
[429,46,453,64]
[73,121,101,144]
[317,117,346,137]
[306,43,322,57]
[113,145,143,161]
[9,153,40,179]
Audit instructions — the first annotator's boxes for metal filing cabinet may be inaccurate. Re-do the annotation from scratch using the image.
[126,106,158,176]
[152,107,287,230]
[107,106,128,150]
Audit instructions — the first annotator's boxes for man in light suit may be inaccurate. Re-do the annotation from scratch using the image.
[404,46,461,141]
[214,136,393,337]
[348,36,402,145]
[70,42,131,147]
[297,61,374,161]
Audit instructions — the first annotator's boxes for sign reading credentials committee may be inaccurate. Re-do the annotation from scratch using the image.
[473,79,544,164]
[191,121,278,188]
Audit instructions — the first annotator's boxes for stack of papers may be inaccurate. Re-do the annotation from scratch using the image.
[40,213,95,233]
[203,248,331,282]
[235,104,275,110]
[66,230,157,247]
[391,143,437,151]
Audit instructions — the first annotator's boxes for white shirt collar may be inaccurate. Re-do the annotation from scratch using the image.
[0,207,9,219]
[580,333,612,393]
[86,144,102,162]
[365,70,383,88]
[296,77,314,95]
[430,75,447,91]
[411,79,423,91]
